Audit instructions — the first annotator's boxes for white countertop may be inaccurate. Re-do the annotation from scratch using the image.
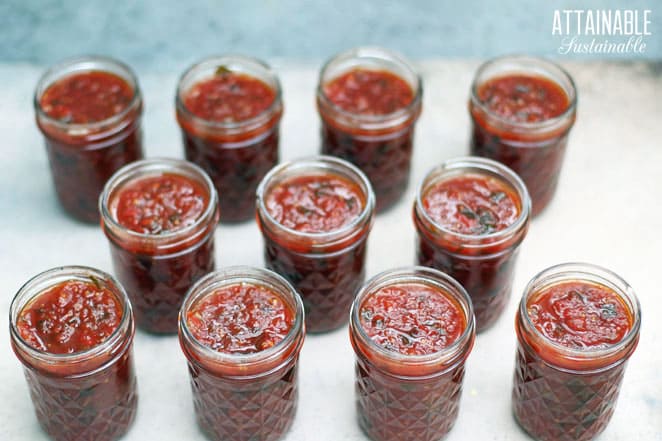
[0,60,660,440]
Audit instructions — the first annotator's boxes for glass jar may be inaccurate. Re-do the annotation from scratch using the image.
[9,266,138,441]
[34,56,144,223]
[256,155,375,333]
[100,158,220,333]
[176,55,283,223]
[413,157,531,332]
[178,266,305,441]
[349,267,476,441]
[317,47,422,212]
[512,263,641,441]
[469,55,577,216]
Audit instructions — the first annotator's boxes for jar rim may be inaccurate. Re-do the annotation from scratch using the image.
[34,55,142,131]
[256,155,375,247]
[316,46,423,128]
[350,266,475,367]
[518,262,642,366]
[469,54,578,132]
[175,54,283,131]
[178,266,305,366]
[9,265,133,365]
[99,157,219,245]
[414,156,531,248]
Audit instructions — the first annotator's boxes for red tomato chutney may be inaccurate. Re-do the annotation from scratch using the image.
[264,174,365,234]
[113,173,209,235]
[350,268,475,441]
[469,56,577,217]
[477,75,569,124]
[421,174,521,236]
[184,70,276,122]
[17,279,122,354]
[186,283,294,354]
[256,157,375,333]
[526,281,632,350]
[323,69,414,115]
[317,48,422,212]
[179,268,305,441]
[101,159,219,334]
[177,56,283,223]
[10,267,138,441]
[414,158,530,332]
[40,71,133,124]
[35,57,144,223]
[513,264,641,441]
[358,283,466,356]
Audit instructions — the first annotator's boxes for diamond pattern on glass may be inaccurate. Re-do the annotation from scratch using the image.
[24,354,137,441]
[321,124,414,211]
[355,358,465,441]
[512,344,627,441]
[188,362,298,441]
[183,129,279,222]
[416,234,518,332]
[111,234,215,333]
[265,239,367,333]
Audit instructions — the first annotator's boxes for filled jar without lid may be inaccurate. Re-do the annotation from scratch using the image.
[10,266,138,441]
[350,267,475,441]
[100,158,219,334]
[317,47,422,212]
[177,55,282,223]
[179,266,305,441]
[512,263,641,441]
[35,56,144,222]
[469,55,577,216]
[413,156,531,332]
[256,156,375,333]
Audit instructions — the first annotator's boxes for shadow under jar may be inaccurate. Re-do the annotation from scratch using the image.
[9,266,138,441]
[469,55,577,217]
[176,55,283,223]
[350,266,475,441]
[256,156,375,333]
[35,56,144,223]
[100,158,219,334]
[512,263,641,441]
[179,266,305,441]
[413,157,531,332]
[317,47,422,212]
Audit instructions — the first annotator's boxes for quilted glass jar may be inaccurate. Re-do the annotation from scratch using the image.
[176,55,283,222]
[256,156,375,333]
[179,266,305,441]
[469,55,577,216]
[35,56,144,223]
[10,266,138,441]
[349,267,475,441]
[317,47,422,212]
[512,263,641,441]
[413,157,531,332]
[100,158,220,333]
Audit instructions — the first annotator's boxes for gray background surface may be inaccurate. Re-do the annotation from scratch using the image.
[2,0,660,71]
